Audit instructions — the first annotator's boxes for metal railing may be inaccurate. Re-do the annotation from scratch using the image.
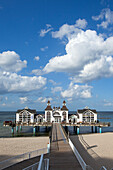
[100,166,107,170]
[0,148,47,170]
[69,138,93,170]
[23,154,49,170]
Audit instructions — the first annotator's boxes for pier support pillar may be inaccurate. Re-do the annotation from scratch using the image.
[33,127,36,136]
[65,126,68,133]
[95,126,97,133]
[20,125,22,131]
[16,126,18,132]
[11,127,14,135]
[77,127,80,135]
[74,126,77,134]
[91,126,93,133]
[99,127,102,133]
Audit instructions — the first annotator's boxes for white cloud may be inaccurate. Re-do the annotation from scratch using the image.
[40,46,48,51]
[5,97,8,101]
[20,97,28,104]
[104,99,113,106]
[43,29,113,83]
[92,8,113,28]
[40,24,53,37]
[75,19,87,29]
[2,103,6,106]
[51,86,62,93]
[0,71,47,94]
[34,56,40,61]
[52,19,87,39]
[0,51,27,72]
[49,80,57,85]
[32,69,44,76]
[61,83,92,99]
[38,97,52,103]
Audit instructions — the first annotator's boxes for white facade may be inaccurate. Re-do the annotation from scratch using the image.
[45,101,69,123]
[77,107,97,123]
[16,107,36,124]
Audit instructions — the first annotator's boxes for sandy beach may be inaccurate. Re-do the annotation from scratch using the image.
[0,137,49,162]
[70,133,113,170]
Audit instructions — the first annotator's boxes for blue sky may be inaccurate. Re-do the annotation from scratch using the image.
[0,0,113,111]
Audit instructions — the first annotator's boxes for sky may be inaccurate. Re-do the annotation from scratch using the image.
[1,0,113,111]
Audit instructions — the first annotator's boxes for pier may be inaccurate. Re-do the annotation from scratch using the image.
[3,121,110,136]
[49,123,82,169]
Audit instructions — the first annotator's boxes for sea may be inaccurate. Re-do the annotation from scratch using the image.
[0,111,113,137]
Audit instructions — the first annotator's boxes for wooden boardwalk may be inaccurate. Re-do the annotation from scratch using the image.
[49,123,82,170]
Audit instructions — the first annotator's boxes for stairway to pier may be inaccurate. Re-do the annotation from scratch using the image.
[49,123,82,170]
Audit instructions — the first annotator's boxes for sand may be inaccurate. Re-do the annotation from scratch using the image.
[0,137,49,162]
[70,133,113,170]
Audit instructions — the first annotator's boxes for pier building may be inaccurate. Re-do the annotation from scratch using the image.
[77,107,97,123]
[16,107,37,124]
[45,100,69,123]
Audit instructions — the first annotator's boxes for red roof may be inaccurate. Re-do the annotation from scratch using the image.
[61,105,68,111]
[45,105,52,111]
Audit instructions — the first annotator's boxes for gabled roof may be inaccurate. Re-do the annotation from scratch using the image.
[45,105,52,111]
[77,109,97,114]
[16,108,36,114]
[61,105,68,111]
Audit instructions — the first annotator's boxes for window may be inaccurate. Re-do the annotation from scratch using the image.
[47,112,51,122]
[62,112,66,121]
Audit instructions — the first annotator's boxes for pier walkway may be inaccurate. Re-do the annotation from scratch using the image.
[49,123,82,170]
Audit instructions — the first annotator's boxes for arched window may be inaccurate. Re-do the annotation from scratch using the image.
[47,112,51,122]
[62,112,66,121]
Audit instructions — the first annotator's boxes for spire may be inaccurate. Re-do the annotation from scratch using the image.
[63,100,66,106]
[47,100,51,106]
[45,100,52,110]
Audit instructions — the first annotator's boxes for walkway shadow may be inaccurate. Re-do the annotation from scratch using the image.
[70,135,113,170]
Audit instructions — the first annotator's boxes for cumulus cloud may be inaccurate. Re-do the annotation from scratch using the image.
[40,24,53,37]
[92,8,113,28]
[52,19,87,39]
[61,83,92,99]
[43,29,113,83]
[0,71,47,94]
[51,86,62,93]
[20,97,28,104]
[37,97,52,103]
[34,56,40,61]
[0,51,27,72]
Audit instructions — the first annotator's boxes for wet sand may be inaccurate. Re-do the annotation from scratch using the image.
[70,133,113,170]
[0,137,49,162]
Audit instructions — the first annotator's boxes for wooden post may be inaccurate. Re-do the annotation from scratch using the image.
[16,126,18,132]
[12,127,14,135]
[20,125,22,131]
[95,126,97,133]
[91,126,93,133]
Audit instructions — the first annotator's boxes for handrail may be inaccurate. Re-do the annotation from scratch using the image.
[100,166,107,170]
[60,124,69,142]
[0,147,47,170]
[23,157,49,170]
[38,154,44,170]
[69,138,93,170]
